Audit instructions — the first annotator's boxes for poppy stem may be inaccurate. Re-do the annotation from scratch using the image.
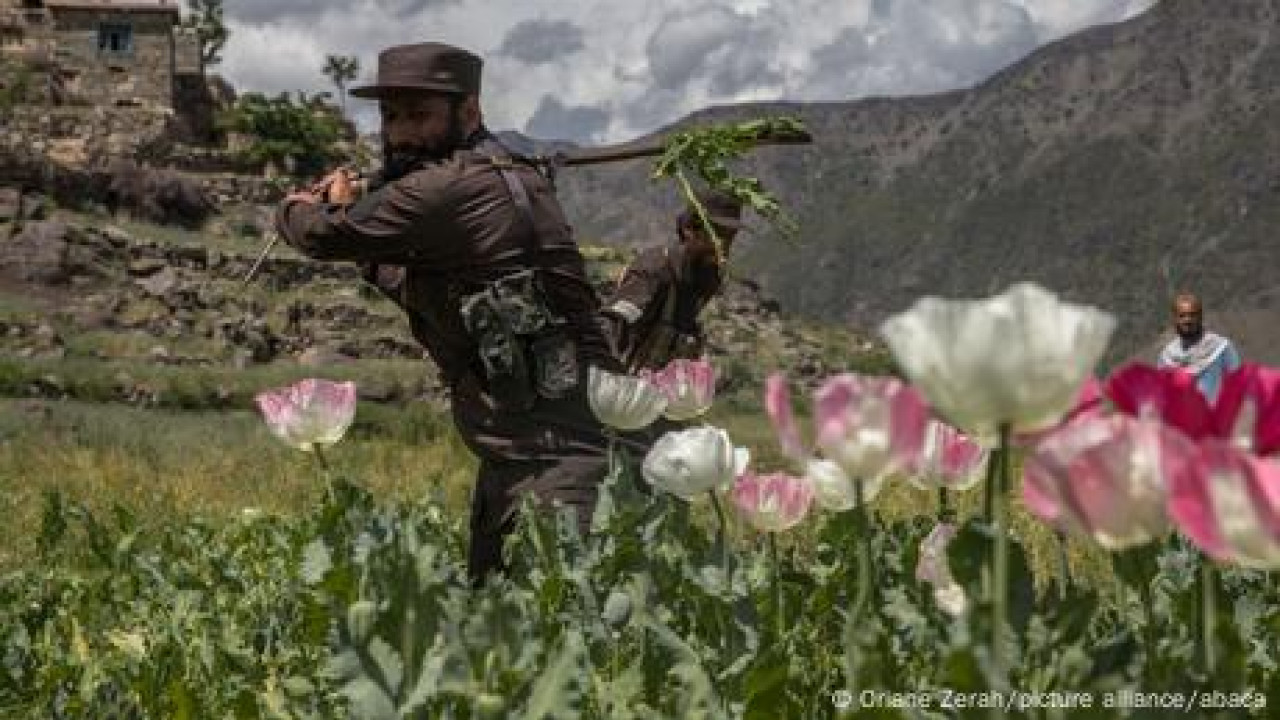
[709,491,730,589]
[938,486,951,523]
[1199,559,1217,678]
[1054,531,1072,601]
[313,446,335,503]
[769,533,783,643]
[982,438,998,523]
[990,423,1011,683]
[844,480,873,696]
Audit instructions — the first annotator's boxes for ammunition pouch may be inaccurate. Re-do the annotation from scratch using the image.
[459,269,579,411]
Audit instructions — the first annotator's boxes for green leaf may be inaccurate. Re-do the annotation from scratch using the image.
[519,629,587,720]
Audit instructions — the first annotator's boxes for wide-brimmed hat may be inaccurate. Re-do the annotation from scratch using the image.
[688,189,745,231]
[350,42,482,99]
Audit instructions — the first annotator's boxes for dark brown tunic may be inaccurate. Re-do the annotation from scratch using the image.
[604,241,723,372]
[274,135,619,582]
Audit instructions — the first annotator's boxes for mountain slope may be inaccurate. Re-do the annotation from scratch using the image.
[556,0,1280,366]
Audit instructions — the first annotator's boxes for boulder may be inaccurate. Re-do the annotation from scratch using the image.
[0,221,72,284]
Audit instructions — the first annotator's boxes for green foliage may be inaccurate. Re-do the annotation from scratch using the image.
[0,60,35,112]
[653,116,808,251]
[2,447,1278,717]
[180,0,228,66]
[218,92,346,177]
[322,55,360,112]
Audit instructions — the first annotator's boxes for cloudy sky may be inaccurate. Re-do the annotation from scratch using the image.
[208,0,1157,143]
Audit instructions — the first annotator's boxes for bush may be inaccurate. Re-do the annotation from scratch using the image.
[218,92,347,177]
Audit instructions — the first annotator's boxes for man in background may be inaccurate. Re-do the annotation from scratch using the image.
[603,189,744,372]
[1158,292,1241,402]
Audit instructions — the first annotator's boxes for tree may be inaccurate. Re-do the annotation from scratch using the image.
[322,55,360,114]
[181,0,228,66]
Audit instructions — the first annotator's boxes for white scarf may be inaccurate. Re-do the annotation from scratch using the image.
[1159,332,1229,377]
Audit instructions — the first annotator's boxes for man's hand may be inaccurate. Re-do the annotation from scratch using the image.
[325,169,359,205]
[306,168,360,205]
[284,168,363,207]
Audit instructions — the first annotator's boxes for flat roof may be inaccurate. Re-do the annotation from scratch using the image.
[45,0,179,13]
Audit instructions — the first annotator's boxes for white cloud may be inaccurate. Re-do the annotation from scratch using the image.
[207,0,1158,143]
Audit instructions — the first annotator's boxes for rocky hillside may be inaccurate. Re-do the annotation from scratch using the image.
[0,189,879,409]
[556,0,1280,366]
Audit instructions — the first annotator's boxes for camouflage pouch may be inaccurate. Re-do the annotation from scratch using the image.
[487,270,551,335]
[459,283,537,412]
[530,324,578,400]
[459,269,578,407]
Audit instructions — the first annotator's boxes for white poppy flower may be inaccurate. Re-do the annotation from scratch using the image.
[642,426,738,500]
[588,365,667,430]
[880,282,1116,436]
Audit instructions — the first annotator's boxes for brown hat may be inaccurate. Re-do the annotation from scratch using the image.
[688,189,745,231]
[350,42,482,99]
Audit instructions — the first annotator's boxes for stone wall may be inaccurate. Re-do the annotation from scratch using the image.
[0,105,170,163]
[47,6,177,109]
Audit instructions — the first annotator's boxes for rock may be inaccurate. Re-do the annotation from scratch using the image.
[20,192,47,221]
[128,257,167,277]
[0,221,72,284]
[101,226,133,248]
[297,346,355,367]
[0,187,20,224]
[135,265,178,296]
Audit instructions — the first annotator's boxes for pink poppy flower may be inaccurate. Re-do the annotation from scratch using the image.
[916,522,968,617]
[813,373,931,483]
[730,472,815,533]
[1168,440,1280,568]
[254,379,357,452]
[1210,364,1280,455]
[642,358,716,421]
[910,420,988,490]
[1022,414,1193,550]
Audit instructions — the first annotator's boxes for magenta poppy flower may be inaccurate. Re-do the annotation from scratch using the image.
[1105,363,1213,440]
[1168,440,1280,568]
[730,472,815,533]
[1107,362,1280,457]
[1023,414,1193,550]
[642,358,716,421]
[254,379,357,452]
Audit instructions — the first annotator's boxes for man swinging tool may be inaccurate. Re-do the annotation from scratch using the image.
[273,41,621,584]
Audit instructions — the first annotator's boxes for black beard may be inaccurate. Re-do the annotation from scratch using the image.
[378,113,470,183]
[1177,327,1204,343]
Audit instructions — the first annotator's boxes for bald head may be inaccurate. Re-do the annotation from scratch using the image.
[1173,292,1203,341]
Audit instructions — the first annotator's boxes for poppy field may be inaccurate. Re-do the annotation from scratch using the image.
[2,282,1279,718]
